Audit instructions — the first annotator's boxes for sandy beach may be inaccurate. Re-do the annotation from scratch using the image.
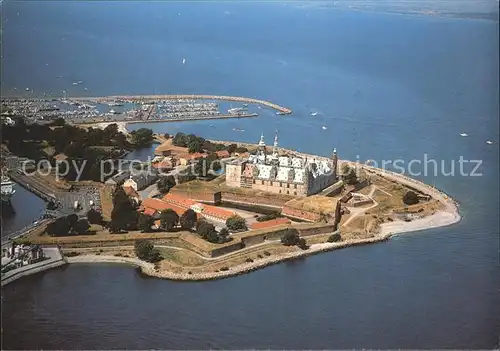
[379,209,460,236]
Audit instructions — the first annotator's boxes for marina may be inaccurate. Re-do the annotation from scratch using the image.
[1,94,289,125]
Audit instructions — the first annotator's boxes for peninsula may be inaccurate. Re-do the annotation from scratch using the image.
[1,97,460,284]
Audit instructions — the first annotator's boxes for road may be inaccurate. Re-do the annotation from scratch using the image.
[9,169,102,216]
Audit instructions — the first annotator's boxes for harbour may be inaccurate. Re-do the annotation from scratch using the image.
[1,94,291,127]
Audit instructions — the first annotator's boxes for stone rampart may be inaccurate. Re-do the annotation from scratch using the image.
[281,206,322,222]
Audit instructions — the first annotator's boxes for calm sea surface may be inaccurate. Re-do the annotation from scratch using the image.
[1,2,499,349]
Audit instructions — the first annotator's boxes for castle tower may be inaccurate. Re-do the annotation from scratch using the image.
[257,133,267,163]
[258,133,266,148]
[332,148,338,180]
[272,130,279,157]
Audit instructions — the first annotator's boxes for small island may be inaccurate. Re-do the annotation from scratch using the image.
[1,97,460,284]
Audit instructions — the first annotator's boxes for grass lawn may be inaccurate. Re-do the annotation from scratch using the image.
[157,247,206,266]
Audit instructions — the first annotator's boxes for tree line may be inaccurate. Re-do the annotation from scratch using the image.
[171,132,248,155]
[2,118,154,182]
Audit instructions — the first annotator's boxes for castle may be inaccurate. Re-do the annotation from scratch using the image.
[225,132,338,197]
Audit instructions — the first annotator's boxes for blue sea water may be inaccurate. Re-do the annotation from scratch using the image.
[1,1,499,349]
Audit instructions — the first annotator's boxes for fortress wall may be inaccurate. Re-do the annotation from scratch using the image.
[169,189,222,204]
[297,224,335,237]
[282,206,322,222]
[222,192,290,207]
[210,241,245,257]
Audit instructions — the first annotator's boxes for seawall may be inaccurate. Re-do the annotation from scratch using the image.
[1,248,67,287]
[65,230,398,282]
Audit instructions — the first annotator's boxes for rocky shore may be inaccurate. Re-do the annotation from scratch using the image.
[67,132,461,281]
[65,217,456,282]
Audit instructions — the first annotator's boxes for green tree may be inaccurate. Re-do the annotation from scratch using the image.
[180,209,197,230]
[87,209,103,225]
[196,220,219,242]
[160,209,179,231]
[226,215,247,231]
[226,143,238,154]
[130,128,154,147]
[204,230,219,243]
[218,228,230,242]
[327,233,342,243]
[138,213,154,232]
[46,217,71,237]
[157,175,176,194]
[110,186,138,232]
[73,219,90,235]
[281,228,300,246]
[403,191,419,205]
[188,139,203,154]
[172,132,187,147]
[297,238,308,250]
[341,165,358,185]
[215,143,226,151]
[104,123,119,137]
[134,240,163,263]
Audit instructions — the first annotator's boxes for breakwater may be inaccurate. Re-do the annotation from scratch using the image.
[78,94,293,115]
[124,113,258,124]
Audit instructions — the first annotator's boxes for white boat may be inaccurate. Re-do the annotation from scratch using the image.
[72,82,78,85]
[322,126,327,130]
[109,109,120,114]
[486,140,494,145]
[1,175,15,203]
[460,132,468,137]
[310,112,318,116]
[182,58,186,65]
[25,88,29,91]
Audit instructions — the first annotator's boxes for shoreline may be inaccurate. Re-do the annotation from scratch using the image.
[66,208,460,282]
[58,127,462,282]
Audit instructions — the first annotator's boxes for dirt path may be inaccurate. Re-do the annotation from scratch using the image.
[341,185,379,227]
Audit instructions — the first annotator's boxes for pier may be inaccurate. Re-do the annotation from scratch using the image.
[125,113,258,124]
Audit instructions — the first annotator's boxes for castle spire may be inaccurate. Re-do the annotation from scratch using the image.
[258,133,265,147]
[332,147,338,180]
[273,129,279,156]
